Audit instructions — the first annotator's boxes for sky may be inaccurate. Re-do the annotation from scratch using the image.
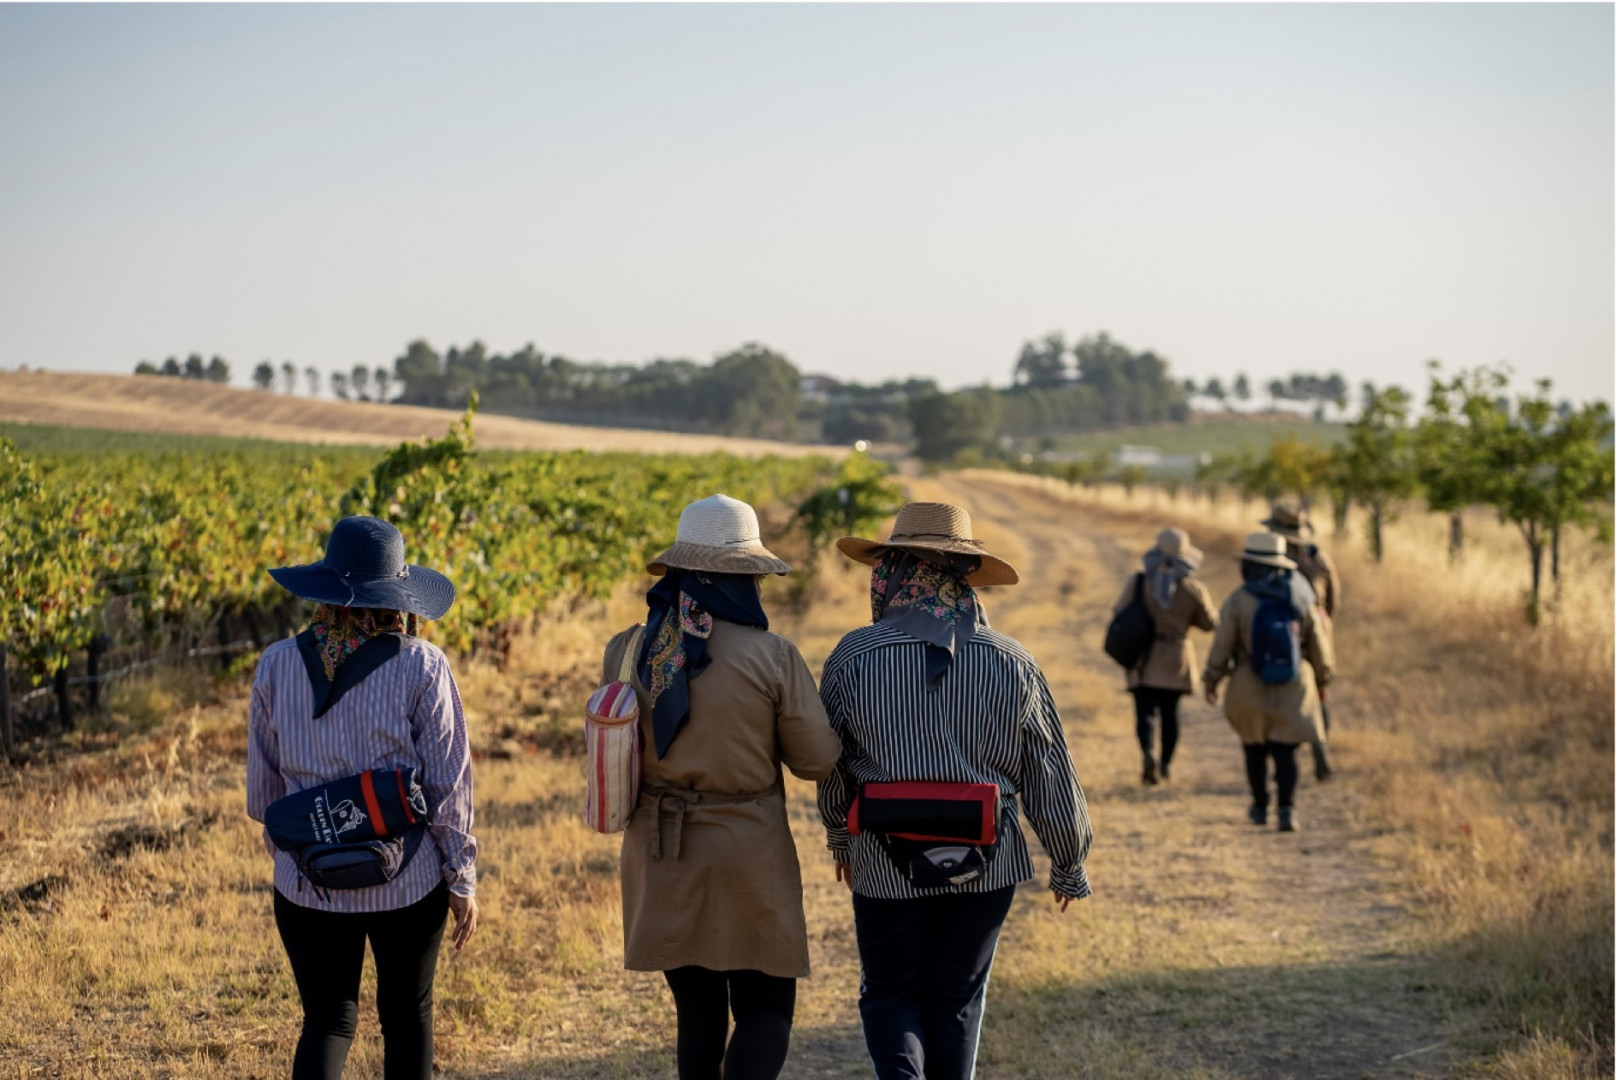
[0,3,1611,403]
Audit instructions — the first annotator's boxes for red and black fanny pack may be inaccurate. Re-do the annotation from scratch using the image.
[849,782,1000,888]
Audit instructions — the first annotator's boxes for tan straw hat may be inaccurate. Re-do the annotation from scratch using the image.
[1242,531,1297,571]
[647,494,792,577]
[1261,501,1315,541]
[1154,526,1204,571]
[837,501,1019,586]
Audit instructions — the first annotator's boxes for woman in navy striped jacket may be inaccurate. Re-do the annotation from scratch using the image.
[818,502,1092,1080]
[247,517,478,1080]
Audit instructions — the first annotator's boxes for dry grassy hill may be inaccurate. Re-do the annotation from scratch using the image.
[0,370,829,457]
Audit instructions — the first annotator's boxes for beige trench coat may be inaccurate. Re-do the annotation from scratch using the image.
[1111,573,1219,693]
[1201,587,1335,746]
[602,621,841,979]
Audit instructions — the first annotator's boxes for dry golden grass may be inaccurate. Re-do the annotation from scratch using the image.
[1,469,1609,1078]
[0,370,832,457]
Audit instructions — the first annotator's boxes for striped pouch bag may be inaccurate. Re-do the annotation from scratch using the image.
[584,627,644,834]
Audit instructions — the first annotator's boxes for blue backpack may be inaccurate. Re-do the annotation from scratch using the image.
[1249,592,1302,685]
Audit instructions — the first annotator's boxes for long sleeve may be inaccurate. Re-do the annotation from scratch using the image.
[776,640,841,782]
[412,651,478,898]
[815,656,856,862]
[246,661,283,855]
[1188,579,1219,633]
[1016,665,1093,901]
[1304,607,1336,688]
[1201,594,1240,691]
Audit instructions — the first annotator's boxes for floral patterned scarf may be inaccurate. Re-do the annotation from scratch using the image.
[638,570,769,758]
[870,550,986,685]
[310,604,417,683]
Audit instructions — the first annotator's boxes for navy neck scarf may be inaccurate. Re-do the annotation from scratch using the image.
[637,570,769,758]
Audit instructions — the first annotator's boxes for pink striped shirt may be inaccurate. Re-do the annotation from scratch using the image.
[247,635,477,912]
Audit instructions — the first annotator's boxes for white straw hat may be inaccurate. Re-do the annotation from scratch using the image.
[837,501,1018,587]
[1242,531,1297,571]
[646,494,792,577]
[1154,526,1204,571]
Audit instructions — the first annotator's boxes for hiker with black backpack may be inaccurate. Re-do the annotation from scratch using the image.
[1106,527,1218,785]
[1201,533,1335,833]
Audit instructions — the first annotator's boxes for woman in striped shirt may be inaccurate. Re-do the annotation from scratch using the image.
[247,516,478,1080]
[818,502,1092,1080]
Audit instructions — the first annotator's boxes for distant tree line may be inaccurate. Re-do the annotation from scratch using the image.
[1193,364,1612,622]
[134,354,230,383]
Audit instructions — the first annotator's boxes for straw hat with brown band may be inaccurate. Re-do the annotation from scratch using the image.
[1242,531,1298,571]
[1261,501,1315,542]
[836,501,1019,587]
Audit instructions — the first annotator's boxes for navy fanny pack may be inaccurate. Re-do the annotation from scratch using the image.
[265,768,431,892]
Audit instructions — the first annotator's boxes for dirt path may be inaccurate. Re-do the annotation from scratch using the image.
[778,472,1455,1079]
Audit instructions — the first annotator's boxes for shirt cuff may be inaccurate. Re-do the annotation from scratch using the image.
[1050,864,1091,901]
[445,863,476,898]
[826,826,851,862]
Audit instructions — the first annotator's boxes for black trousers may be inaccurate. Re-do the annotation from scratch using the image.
[851,886,1017,1080]
[1131,687,1183,768]
[1244,742,1300,809]
[272,883,449,1080]
[662,966,797,1080]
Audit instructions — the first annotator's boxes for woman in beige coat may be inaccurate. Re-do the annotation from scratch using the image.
[600,494,840,1080]
[1202,533,1335,833]
[1111,527,1218,785]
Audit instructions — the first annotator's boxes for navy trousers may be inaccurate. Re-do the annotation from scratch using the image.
[851,885,1017,1080]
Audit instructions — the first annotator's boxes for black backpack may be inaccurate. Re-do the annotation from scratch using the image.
[1103,573,1155,671]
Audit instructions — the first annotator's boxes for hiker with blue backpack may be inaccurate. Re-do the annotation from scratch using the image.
[1201,532,1335,833]
[1263,501,1340,780]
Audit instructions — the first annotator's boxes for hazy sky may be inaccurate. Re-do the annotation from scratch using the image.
[1,4,1611,402]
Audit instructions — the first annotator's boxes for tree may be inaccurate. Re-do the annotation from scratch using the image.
[134,360,158,376]
[1245,434,1335,507]
[373,367,392,403]
[205,356,231,384]
[705,343,802,439]
[1470,376,1614,621]
[1416,362,1505,558]
[1233,373,1252,407]
[1266,378,1287,410]
[304,366,321,397]
[394,340,445,404]
[1012,332,1069,389]
[279,362,297,394]
[251,361,276,390]
[909,386,1002,462]
[331,371,350,400]
[1336,385,1416,561]
[183,353,206,380]
[161,356,181,377]
[1181,378,1198,399]
[1204,377,1227,410]
[350,366,372,402]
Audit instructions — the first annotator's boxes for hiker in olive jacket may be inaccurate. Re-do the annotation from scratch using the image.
[1202,533,1335,833]
[1110,526,1218,785]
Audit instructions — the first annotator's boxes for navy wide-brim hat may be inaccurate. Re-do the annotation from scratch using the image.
[269,516,456,619]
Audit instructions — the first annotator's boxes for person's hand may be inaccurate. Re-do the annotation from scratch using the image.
[1318,685,1329,704]
[1204,685,1219,706]
[1055,893,1073,914]
[448,893,478,952]
[834,861,853,893]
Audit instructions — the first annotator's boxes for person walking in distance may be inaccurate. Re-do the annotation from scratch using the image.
[600,495,841,1080]
[1202,533,1335,833]
[819,501,1092,1080]
[1263,501,1339,779]
[248,517,478,1080]
[1110,526,1218,785]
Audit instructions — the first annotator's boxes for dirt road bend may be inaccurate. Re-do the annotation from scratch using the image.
[778,473,1455,1080]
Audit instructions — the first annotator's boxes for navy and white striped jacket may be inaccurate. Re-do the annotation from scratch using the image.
[817,623,1092,901]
